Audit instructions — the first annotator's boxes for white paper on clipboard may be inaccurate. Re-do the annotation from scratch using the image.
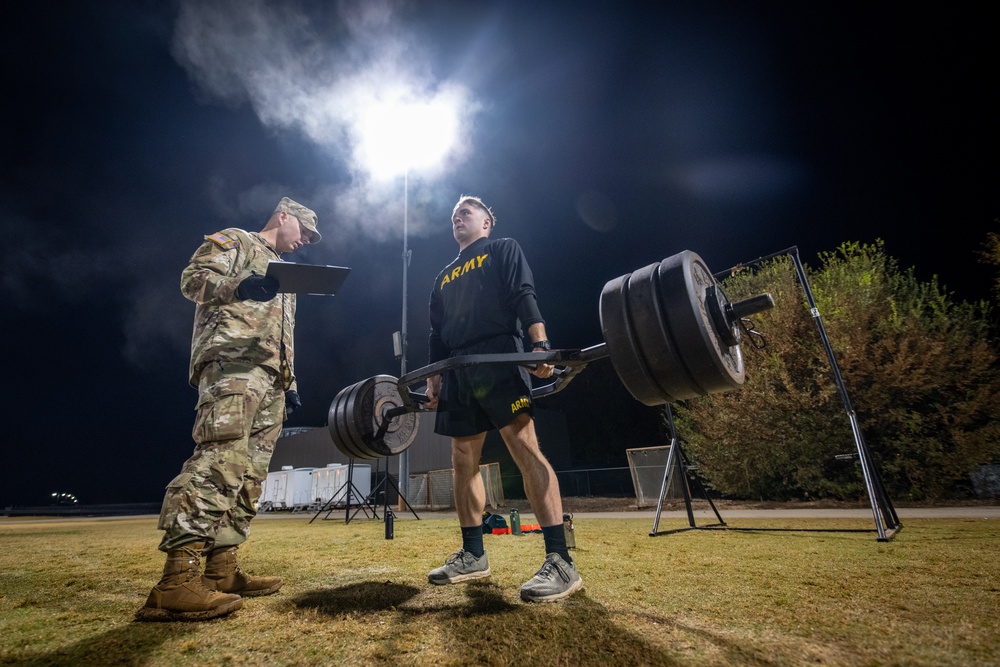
[264,261,351,296]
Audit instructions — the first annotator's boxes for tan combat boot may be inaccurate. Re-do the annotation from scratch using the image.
[134,541,243,622]
[203,545,283,597]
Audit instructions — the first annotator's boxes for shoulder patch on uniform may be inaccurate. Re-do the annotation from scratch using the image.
[207,232,236,249]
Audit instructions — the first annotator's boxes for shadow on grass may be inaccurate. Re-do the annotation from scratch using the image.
[434,590,794,667]
[432,589,683,666]
[4,622,199,667]
[287,580,785,666]
[290,579,519,618]
[292,580,423,614]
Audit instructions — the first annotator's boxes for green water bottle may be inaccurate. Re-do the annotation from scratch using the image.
[510,507,521,535]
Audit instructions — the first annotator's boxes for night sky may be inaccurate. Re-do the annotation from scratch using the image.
[2,1,994,507]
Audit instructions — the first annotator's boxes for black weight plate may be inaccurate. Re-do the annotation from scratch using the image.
[340,381,377,459]
[328,380,374,460]
[343,377,378,458]
[344,377,392,459]
[624,262,702,402]
[327,381,358,459]
[345,375,418,458]
[367,375,418,456]
[658,251,744,395]
[327,380,353,456]
[351,377,398,459]
[599,270,669,405]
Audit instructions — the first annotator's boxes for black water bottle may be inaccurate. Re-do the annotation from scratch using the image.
[385,509,394,540]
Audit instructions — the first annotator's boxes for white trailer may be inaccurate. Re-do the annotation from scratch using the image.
[311,463,371,506]
[259,466,291,510]
[261,466,317,510]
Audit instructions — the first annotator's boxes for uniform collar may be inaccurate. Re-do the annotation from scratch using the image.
[459,236,490,257]
[251,232,282,258]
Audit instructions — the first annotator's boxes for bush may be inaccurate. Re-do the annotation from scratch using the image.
[677,241,1000,501]
[982,222,1000,300]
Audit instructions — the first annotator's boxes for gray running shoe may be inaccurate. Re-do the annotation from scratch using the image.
[519,553,583,602]
[428,549,491,585]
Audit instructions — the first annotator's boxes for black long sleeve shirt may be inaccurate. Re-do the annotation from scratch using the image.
[428,236,544,363]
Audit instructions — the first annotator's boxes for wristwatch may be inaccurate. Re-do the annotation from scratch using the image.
[531,340,551,351]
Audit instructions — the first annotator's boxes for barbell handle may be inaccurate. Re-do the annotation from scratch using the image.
[393,343,610,415]
[383,396,426,421]
[382,294,773,420]
[728,293,775,320]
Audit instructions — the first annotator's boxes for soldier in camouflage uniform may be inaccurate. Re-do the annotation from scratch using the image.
[136,197,321,622]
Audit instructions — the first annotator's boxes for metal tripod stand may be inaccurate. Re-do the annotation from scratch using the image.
[364,457,421,526]
[309,460,377,523]
[649,404,727,536]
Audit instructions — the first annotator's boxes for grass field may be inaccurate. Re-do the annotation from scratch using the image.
[1,512,998,666]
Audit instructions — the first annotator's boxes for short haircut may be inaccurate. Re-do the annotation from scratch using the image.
[455,195,496,229]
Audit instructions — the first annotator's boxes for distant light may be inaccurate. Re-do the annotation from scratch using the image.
[51,491,78,505]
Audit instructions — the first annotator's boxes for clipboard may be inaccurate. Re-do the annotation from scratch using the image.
[265,261,351,296]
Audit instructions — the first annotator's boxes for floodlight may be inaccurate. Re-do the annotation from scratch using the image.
[351,81,466,504]
[353,87,462,180]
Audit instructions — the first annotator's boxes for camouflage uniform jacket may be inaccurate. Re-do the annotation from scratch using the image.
[181,227,296,391]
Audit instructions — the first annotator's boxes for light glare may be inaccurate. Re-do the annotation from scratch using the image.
[353,86,463,180]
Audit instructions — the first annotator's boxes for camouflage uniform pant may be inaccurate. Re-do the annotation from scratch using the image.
[157,361,285,552]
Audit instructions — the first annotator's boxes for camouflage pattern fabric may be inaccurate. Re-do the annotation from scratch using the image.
[157,225,299,552]
[181,227,297,392]
[158,362,285,552]
[274,196,321,243]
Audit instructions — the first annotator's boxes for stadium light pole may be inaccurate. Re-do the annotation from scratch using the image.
[401,168,410,376]
[353,90,462,507]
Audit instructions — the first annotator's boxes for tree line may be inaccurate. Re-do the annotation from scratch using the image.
[675,240,1000,501]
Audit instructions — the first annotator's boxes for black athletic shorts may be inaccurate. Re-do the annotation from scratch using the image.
[433,335,534,437]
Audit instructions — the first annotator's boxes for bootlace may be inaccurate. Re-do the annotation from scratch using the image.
[177,544,202,560]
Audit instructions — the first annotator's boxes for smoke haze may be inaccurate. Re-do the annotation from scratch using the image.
[171,0,479,240]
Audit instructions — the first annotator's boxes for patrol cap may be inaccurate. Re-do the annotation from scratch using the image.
[275,197,321,243]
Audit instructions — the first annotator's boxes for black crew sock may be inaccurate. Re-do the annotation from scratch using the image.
[542,524,573,564]
[461,526,485,558]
